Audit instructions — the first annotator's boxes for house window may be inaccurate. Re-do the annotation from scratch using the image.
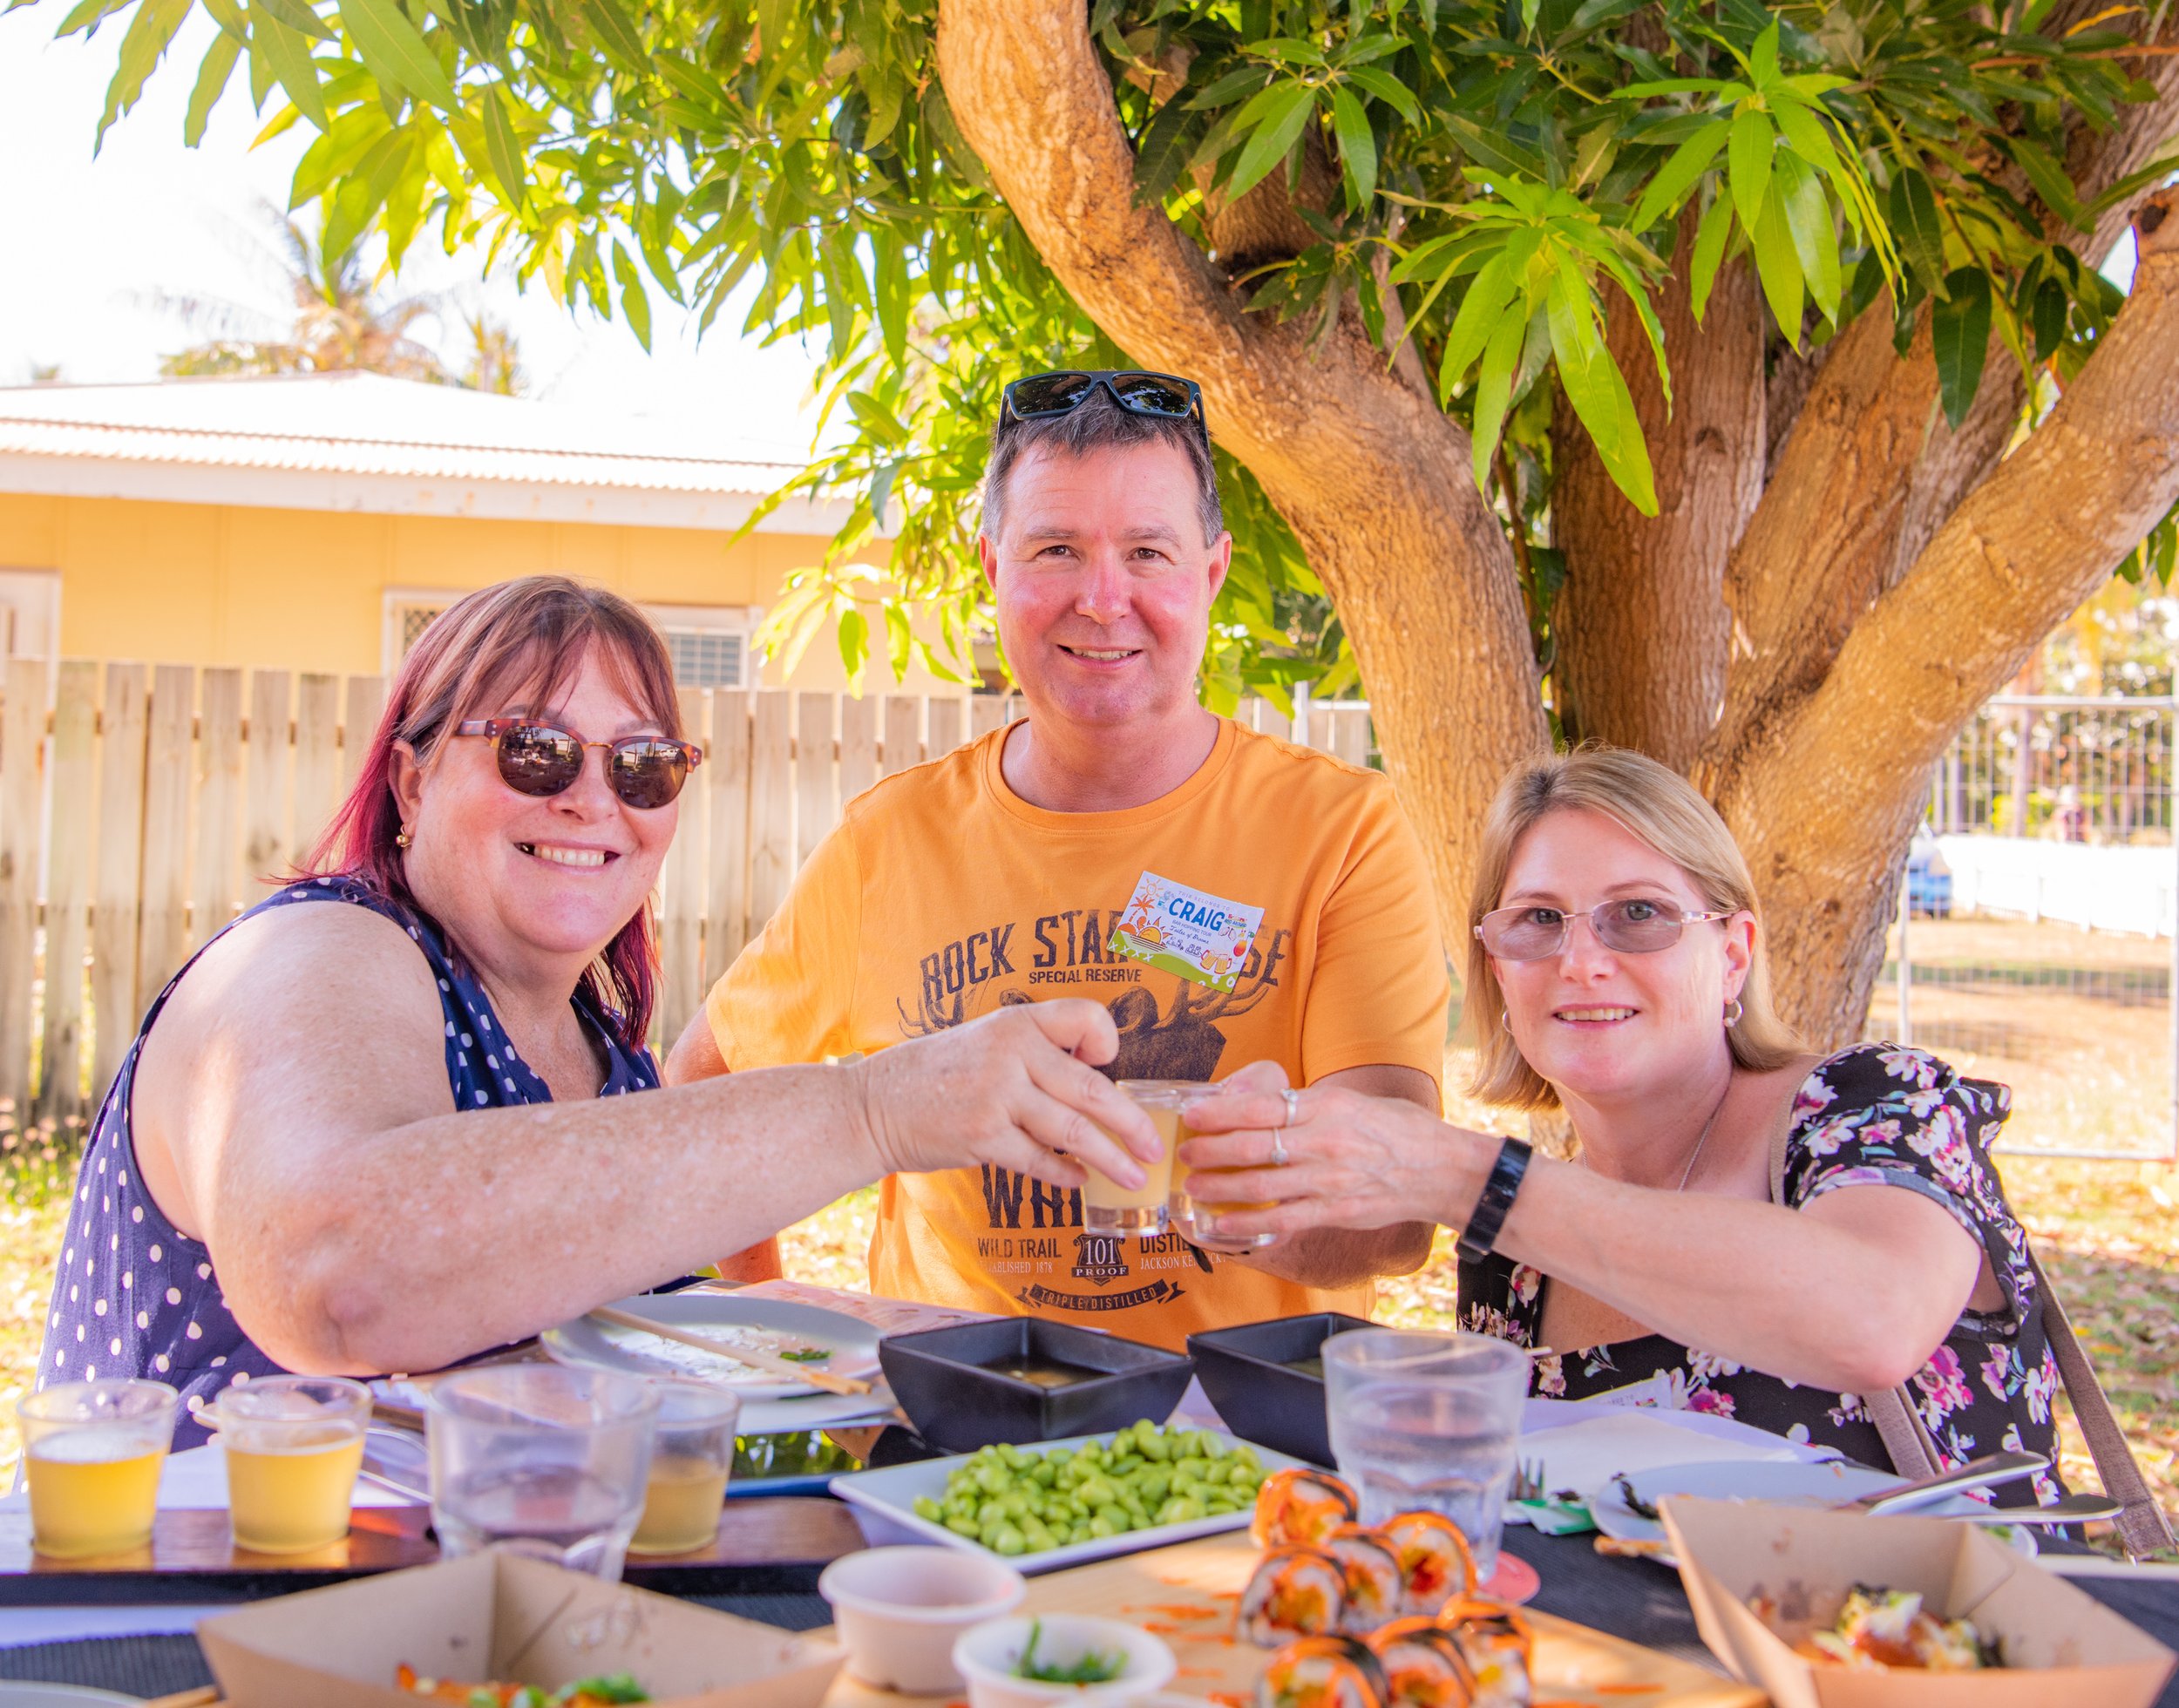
[382,588,465,673]
[0,569,61,661]
[646,604,759,690]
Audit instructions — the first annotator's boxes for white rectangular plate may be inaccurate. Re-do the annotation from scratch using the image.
[830,1427,1307,1576]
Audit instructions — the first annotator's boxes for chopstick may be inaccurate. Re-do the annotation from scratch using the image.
[588,1305,873,1396]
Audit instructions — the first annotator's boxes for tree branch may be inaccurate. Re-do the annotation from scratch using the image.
[933,0,1548,926]
[1713,193,2179,1045]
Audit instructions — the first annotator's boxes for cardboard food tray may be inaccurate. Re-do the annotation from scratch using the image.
[1660,1494,2177,1708]
[824,1530,1761,1708]
[194,1549,845,1708]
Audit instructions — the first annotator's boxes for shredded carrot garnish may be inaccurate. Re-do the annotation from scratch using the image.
[1209,1692,1249,1708]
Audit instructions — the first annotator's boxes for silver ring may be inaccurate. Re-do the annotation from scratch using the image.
[1280,1088,1300,1128]
[1271,1132,1289,1168]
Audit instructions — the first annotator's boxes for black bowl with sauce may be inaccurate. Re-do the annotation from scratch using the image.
[879,1318,1195,1452]
[1185,1312,1375,1467]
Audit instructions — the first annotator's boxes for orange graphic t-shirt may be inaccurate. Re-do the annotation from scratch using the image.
[703,716,1450,1350]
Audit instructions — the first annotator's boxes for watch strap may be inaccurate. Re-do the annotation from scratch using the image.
[1456,1135,1532,1264]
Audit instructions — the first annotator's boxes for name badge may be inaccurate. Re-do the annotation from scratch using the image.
[1108,871,1266,992]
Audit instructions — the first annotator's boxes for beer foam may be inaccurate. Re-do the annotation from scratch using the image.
[31,1427,162,1465]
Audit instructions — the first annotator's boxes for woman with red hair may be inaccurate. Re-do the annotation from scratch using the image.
[37,576,1156,1444]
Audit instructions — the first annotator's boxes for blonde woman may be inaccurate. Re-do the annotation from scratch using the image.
[1184,748,2062,1501]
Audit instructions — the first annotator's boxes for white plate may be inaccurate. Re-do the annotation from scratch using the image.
[540,1293,884,1400]
[1590,1460,2038,1562]
[0,1688,144,1707]
[831,1428,1308,1576]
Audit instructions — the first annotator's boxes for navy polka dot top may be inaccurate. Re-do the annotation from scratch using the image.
[37,876,661,1448]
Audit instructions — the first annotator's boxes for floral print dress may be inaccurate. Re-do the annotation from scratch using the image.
[1458,1043,2067,1508]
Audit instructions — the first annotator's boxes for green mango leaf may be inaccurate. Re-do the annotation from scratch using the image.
[248,0,332,38]
[2030,274,2067,363]
[1444,113,1550,181]
[251,9,329,129]
[96,0,193,151]
[1344,64,1422,126]
[2004,134,2089,232]
[1768,91,1839,176]
[1728,105,1774,235]
[1751,185,1806,345]
[838,606,870,682]
[1547,268,1656,514]
[336,0,458,107]
[1328,82,1376,208]
[614,241,653,350]
[1615,76,1729,98]
[1931,266,1992,429]
[182,25,240,145]
[1221,80,1314,203]
[1776,152,1840,321]
[1688,189,1734,322]
[1631,119,1728,231]
[577,0,647,76]
[1468,306,1528,493]
[1749,19,1780,87]
[480,80,527,211]
[1246,35,1326,65]
[1132,89,1197,207]
[1437,249,1520,403]
[1887,166,1949,296]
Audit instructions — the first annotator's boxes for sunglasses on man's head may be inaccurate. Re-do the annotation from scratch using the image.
[1475,898,1734,961]
[1002,369,1210,440]
[453,718,703,810]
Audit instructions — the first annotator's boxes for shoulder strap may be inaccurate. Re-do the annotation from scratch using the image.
[2028,1247,2176,1557]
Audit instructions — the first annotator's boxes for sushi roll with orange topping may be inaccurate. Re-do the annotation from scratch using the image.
[1378,1512,1479,1616]
[1240,1545,1349,1647]
[1258,1635,1391,1708]
[1323,1524,1406,1636]
[1436,1599,1532,1708]
[1252,1467,1360,1549]
[1367,1617,1477,1708]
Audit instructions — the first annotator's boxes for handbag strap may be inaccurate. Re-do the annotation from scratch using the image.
[1768,1075,2174,1556]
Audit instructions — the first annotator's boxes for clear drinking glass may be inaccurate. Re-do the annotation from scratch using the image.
[628,1379,741,1556]
[17,1379,179,1559]
[211,1375,370,1554]
[1161,1083,1280,1251]
[1079,1080,1185,1237]
[1322,1329,1527,1580]
[426,1366,658,1580]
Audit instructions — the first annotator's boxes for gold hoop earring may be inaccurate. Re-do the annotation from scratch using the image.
[395,826,413,849]
[1724,997,1744,1027]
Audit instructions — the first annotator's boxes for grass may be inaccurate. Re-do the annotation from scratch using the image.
[1,1031,2170,1558]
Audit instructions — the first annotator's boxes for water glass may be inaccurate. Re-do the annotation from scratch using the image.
[426,1366,658,1580]
[1081,1081,1185,1237]
[18,1379,179,1559]
[628,1379,741,1556]
[1322,1329,1527,1580]
[211,1375,370,1554]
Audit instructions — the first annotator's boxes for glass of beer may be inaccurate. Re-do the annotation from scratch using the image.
[210,1375,370,1554]
[17,1379,178,1559]
[1081,1081,1191,1237]
[1166,1084,1280,1250]
[628,1379,741,1556]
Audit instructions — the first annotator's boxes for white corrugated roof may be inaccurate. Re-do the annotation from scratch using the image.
[0,372,847,534]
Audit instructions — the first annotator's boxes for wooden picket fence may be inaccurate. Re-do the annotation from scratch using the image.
[0,660,1375,1126]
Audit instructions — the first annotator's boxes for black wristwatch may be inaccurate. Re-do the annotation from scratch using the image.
[1456,1136,1533,1263]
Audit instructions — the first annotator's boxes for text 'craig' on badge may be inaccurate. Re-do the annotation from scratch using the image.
[1108,871,1266,992]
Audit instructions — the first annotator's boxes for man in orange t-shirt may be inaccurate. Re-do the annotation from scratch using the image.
[667,370,1449,1349]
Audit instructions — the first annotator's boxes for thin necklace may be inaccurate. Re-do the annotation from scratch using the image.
[1676,1075,1735,1192]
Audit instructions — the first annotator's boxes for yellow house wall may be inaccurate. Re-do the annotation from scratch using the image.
[0,491,967,696]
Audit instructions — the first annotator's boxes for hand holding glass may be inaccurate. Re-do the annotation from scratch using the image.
[1079,1080,1186,1236]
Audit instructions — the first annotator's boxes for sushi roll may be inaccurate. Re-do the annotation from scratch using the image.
[1378,1512,1479,1616]
[1258,1635,1391,1708]
[1367,1617,1476,1708]
[1240,1545,1349,1647]
[1252,1467,1360,1549]
[1436,1600,1532,1708]
[1324,1524,1406,1636]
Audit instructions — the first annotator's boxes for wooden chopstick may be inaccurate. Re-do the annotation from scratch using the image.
[588,1305,873,1396]
[146,1691,221,1708]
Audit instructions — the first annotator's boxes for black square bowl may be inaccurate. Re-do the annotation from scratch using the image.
[1185,1312,1375,1467]
[878,1318,1195,1454]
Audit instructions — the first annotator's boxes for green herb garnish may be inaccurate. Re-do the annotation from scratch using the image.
[562,1676,650,1704]
[1014,1621,1125,1685]
[778,1345,832,1363]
